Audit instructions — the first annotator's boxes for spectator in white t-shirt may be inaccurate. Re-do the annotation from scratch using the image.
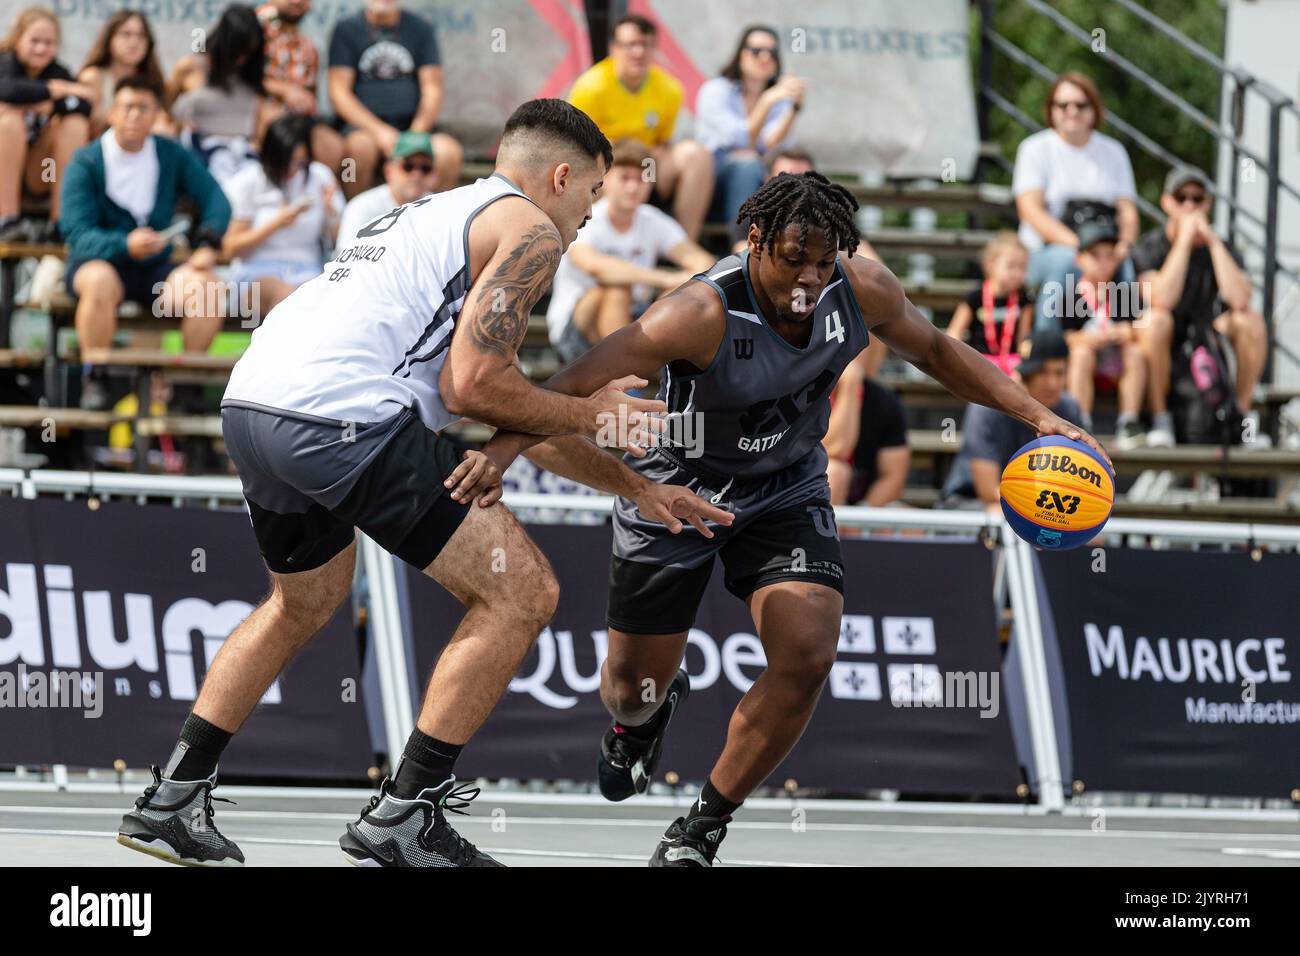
[695,26,803,245]
[1012,72,1138,332]
[336,130,435,243]
[546,138,713,362]
[222,112,342,321]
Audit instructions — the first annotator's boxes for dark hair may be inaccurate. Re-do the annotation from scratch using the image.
[720,25,780,86]
[737,171,861,256]
[81,11,164,94]
[208,4,265,96]
[502,98,612,169]
[113,72,163,102]
[261,112,312,186]
[1044,71,1103,129]
[610,13,656,41]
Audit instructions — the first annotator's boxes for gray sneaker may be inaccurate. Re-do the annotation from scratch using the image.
[1115,420,1146,451]
[339,776,502,867]
[117,765,244,866]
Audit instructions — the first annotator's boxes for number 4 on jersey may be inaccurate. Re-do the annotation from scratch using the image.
[824,310,845,344]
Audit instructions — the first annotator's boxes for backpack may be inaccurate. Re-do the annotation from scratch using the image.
[1169,319,1238,445]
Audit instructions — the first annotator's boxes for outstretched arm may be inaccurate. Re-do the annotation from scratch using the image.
[846,258,1113,471]
[439,201,664,438]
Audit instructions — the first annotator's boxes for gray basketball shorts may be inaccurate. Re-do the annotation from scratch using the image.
[607,449,844,634]
[220,400,468,573]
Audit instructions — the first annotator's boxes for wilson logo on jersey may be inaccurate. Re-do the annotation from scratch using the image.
[733,338,754,360]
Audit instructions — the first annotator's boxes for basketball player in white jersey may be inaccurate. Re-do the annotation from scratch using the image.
[115,99,732,868]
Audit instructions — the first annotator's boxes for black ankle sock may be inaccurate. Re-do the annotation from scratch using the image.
[165,713,233,780]
[615,709,664,741]
[391,730,462,798]
[686,777,742,822]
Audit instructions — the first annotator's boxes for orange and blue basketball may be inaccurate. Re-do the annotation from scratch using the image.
[999,436,1114,549]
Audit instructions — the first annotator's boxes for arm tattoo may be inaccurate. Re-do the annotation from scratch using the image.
[467,223,561,357]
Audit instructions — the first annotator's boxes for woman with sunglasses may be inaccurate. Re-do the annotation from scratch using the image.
[694,25,804,244]
[1013,72,1139,331]
[222,112,341,318]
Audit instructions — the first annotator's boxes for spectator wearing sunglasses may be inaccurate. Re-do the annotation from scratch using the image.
[1013,73,1139,332]
[1131,166,1263,447]
[336,129,435,243]
[694,26,803,244]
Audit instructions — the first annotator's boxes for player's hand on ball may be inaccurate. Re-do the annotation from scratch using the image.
[588,375,668,458]
[1035,413,1114,474]
[444,450,503,507]
[633,481,735,538]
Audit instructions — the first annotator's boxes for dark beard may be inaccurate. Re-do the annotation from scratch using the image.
[278,9,305,25]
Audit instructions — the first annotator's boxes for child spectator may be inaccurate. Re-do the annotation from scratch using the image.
[1062,220,1146,449]
[695,25,803,244]
[546,138,712,362]
[946,231,1032,376]
[569,14,713,241]
[0,6,92,241]
[222,113,342,320]
[940,331,1083,511]
[327,0,463,199]
[78,11,165,139]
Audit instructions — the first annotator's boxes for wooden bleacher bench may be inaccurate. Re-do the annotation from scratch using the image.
[0,349,45,369]
[0,405,123,429]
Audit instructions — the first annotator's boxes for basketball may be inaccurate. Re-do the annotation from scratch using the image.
[1000,436,1115,549]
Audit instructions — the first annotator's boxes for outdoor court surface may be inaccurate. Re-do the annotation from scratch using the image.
[1,783,1297,867]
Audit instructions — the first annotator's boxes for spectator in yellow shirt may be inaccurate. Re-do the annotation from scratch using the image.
[568,14,712,241]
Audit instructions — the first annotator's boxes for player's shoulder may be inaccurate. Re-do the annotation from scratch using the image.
[840,254,905,317]
[636,277,726,369]
[466,192,562,273]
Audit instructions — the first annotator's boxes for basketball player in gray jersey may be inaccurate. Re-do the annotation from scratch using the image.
[475,172,1111,866]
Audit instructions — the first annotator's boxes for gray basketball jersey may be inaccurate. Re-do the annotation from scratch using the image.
[654,250,870,480]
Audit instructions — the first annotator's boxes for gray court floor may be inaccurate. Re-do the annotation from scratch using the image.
[1,785,1297,866]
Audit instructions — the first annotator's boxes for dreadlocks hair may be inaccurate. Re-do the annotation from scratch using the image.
[737,171,861,258]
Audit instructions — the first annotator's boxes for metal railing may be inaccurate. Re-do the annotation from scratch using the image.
[976,0,1300,382]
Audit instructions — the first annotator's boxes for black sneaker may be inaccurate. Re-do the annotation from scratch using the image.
[79,375,111,411]
[116,765,244,867]
[339,776,502,867]
[648,815,729,867]
[597,669,689,801]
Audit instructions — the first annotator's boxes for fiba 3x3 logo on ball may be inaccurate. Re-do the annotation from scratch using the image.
[1000,436,1115,550]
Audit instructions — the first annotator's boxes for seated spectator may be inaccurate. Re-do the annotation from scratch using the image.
[59,77,231,410]
[1061,220,1146,449]
[169,5,269,186]
[1013,72,1138,331]
[823,353,910,506]
[77,11,165,139]
[939,331,1083,511]
[257,0,346,179]
[337,130,435,241]
[327,0,463,199]
[569,14,713,240]
[222,113,341,320]
[0,6,92,241]
[695,26,803,244]
[1133,166,1264,447]
[946,231,1032,376]
[546,138,713,362]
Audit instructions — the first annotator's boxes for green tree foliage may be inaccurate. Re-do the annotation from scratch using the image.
[973,0,1227,220]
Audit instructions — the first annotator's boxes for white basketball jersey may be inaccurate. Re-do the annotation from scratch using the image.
[222,173,537,431]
